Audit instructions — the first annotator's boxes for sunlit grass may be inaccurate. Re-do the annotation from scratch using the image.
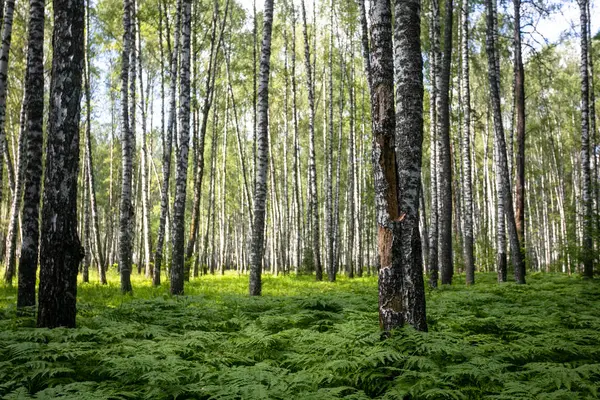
[1,270,599,399]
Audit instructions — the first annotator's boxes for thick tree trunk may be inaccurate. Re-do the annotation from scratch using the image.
[301,0,322,281]
[461,0,474,284]
[119,0,134,294]
[249,0,274,296]
[170,0,192,295]
[578,0,593,279]
[37,0,85,328]
[368,0,427,332]
[325,0,335,282]
[17,0,44,308]
[291,1,302,273]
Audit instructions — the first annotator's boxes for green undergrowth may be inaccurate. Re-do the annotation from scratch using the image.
[1,272,599,399]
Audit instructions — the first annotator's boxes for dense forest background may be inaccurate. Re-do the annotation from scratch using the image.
[0,0,597,306]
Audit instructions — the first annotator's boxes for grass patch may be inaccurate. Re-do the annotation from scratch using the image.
[1,272,599,399]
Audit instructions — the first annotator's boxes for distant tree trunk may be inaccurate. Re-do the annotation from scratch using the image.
[290,1,302,273]
[0,0,15,209]
[325,0,335,282]
[578,0,593,279]
[4,98,26,284]
[84,0,106,284]
[486,0,525,284]
[428,0,440,288]
[82,161,91,282]
[170,0,192,295]
[153,0,177,286]
[513,0,526,282]
[137,13,152,279]
[17,0,45,308]
[461,0,474,284]
[249,0,274,296]
[37,0,85,328]
[368,0,427,332]
[301,0,322,281]
[119,0,134,294]
[437,0,453,285]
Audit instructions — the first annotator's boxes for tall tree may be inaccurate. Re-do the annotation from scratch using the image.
[368,0,427,332]
[119,0,134,294]
[17,0,45,308]
[513,0,526,279]
[154,0,178,286]
[485,0,525,284]
[249,0,275,296]
[37,0,85,328]
[301,0,322,280]
[171,0,192,295]
[460,0,474,284]
[85,0,106,284]
[437,0,453,285]
[428,0,440,288]
[578,0,593,279]
[0,0,16,208]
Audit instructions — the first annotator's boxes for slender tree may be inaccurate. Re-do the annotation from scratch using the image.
[37,0,85,328]
[301,0,322,280]
[437,0,453,285]
[578,0,593,279]
[171,0,192,295]
[0,0,16,207]
[17,0,45,308]
[119,0,134,294]
[461,0,474,284]
[486,0,525,284]
[249,0,275,296]
[513,0,526,282]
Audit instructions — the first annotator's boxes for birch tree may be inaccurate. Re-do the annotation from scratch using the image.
[37,0,85,328]
[17,0,45,308]
[171,0,192,295]
[249,0,275,296]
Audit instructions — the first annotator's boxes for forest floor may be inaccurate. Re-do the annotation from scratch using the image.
[1,271,599,399]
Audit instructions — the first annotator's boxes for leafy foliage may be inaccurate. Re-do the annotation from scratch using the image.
[1,273,599,399]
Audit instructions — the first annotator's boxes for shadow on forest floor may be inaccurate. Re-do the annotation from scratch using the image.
[1,272,599,399]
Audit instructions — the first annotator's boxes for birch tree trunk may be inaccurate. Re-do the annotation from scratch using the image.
[37,0,85,327]
[578,0,593,279]
[513,0,526,280]
[170,0,192,295]
[249,0,274,296]
[325,0,335,282]
[301,0,322,280]
[137,13,152,279]
[368,0,427,332]
[428,0,440,288]
[0,0,15,209]
[17,0,44,308]
[4,99,25,284]
[437,0,453,285]
[486,0,525,284]
[84,0,106,284]
[461,0,474,284]
[119,0,134,294]
[154,0,178,286]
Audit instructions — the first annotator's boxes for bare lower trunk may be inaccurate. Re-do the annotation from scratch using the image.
[17,0,45,308]
[249,0,274,295]
[37,0,85,328]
